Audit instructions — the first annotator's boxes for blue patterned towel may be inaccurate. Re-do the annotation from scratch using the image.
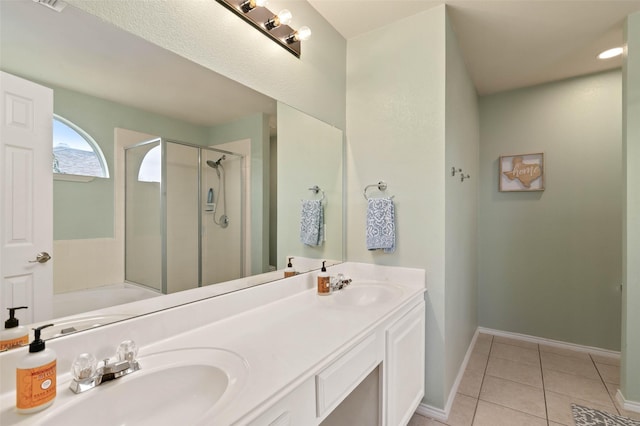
[366,197,395,253]
[300,199,324,246]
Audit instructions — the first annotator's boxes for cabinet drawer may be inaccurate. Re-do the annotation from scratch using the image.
[316,332,381,418]
[247,377,315,426]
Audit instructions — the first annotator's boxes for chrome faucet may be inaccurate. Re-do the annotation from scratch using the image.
[69,340,140,394]
[330,273,352,291]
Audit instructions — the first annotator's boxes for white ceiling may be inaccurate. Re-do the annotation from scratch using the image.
[307,0,640,95]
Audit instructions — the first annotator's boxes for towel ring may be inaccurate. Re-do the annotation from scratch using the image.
[363,181,394,200]
[309,185,325,201]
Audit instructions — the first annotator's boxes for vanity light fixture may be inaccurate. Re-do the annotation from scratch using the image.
[32,0,67,12]
[216,0,310,57]
[598,47,624,60]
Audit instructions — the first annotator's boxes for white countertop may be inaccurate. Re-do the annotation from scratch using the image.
[0,262,426,425]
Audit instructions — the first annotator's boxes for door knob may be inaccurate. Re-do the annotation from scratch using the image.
[29,252,51,263]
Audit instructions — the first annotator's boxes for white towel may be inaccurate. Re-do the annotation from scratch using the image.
[366,197,395,253]
[300,199,324,246]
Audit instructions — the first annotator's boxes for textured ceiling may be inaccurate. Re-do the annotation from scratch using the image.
[307,0,640,94]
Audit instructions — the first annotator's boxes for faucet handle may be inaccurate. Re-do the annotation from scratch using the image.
[117,339,138,362]
[71,353,98,381]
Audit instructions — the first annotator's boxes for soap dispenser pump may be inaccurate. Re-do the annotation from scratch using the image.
[0,307,29,351]
[16,324,57,413]
[284,257,296,278]
[317,260,331,295]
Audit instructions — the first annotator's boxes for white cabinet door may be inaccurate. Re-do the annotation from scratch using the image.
[0,71,53,323]
[385,302,425,426]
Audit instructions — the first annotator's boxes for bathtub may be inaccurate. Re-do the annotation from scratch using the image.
[53,282,162,318]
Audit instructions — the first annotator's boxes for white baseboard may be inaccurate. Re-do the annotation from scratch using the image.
[617,389,640,414]
[415,403,448,422]
[415,329,480,422]
[477,326,620,359]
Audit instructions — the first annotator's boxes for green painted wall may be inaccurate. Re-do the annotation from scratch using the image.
[52,84,210,240]
[346,6,479,410]
[622,11,640,404]
[478,70,623,350]
[444,11,480,402]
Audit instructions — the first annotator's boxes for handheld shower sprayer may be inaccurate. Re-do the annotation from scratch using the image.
[205,155,229,228]
[206,155,226,169]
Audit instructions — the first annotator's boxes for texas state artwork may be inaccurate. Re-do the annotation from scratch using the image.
[499,153,544,192]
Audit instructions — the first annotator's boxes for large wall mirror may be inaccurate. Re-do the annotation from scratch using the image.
[0,0,343,344]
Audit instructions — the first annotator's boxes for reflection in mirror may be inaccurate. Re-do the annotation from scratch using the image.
[125,138,246,293]
[277,103,344,268]
[0,0,343,346]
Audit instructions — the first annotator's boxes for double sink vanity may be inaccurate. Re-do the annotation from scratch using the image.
[0,262,426,425]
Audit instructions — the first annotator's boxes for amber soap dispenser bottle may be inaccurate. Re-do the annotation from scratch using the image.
[317,261,331,295]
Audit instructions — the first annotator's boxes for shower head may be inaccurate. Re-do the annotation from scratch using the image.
[206,155,226,169]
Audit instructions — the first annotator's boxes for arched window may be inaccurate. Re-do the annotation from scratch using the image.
[53,115,109,178]
[137,145,161,183]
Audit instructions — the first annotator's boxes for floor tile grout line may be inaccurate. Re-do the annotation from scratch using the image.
[486,353,541,368]
[538,342,550,426]
[468,334,493,426]
[589,352,622,416]
[483,370,544,390]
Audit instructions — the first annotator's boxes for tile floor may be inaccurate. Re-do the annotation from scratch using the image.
[409,333,640,426]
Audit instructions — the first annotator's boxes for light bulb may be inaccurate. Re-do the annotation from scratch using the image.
[598,47,624,60]
[286,26,312,44]
[296,26,311,41]
[265,9,292,30]
[277,9,292,26]
[240,0,267,13]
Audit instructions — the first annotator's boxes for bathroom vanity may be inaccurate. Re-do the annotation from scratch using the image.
[0,263,425,425]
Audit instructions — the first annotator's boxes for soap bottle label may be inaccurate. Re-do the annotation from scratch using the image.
[16,360,57,409]
[0,335,28,351]
[317,276,331,295]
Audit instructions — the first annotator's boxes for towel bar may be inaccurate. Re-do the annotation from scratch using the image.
[309,185,325,201]
[363,181,394,200]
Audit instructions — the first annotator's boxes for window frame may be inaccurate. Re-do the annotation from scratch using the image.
[53,114,110,180]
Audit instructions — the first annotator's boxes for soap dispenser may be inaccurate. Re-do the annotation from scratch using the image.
[0,307,29,351]
[317,261,331,295]
[16,324,56,414]
[284,257,296,278]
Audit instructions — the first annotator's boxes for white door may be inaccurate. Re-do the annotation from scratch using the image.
[0,71,53,324]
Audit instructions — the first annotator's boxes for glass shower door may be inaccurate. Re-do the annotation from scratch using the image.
[125,139,162,292]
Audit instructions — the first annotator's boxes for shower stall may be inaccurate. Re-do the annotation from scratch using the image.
[124,138,245,294]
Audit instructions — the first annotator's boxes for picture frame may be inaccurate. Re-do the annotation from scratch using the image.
[499,153,544,192]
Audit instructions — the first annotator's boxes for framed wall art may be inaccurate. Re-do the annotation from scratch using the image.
[499,153,544,192]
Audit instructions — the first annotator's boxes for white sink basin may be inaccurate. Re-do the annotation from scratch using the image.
[40,348,248,426]
[329,282,403,307]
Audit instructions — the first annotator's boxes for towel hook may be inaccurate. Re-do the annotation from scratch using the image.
[309,185,325,201]
[364,181,393,200]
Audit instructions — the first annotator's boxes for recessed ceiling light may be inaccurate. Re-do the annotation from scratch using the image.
[598,47,624,60]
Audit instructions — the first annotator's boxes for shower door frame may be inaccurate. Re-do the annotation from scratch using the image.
[124,138,246,294]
